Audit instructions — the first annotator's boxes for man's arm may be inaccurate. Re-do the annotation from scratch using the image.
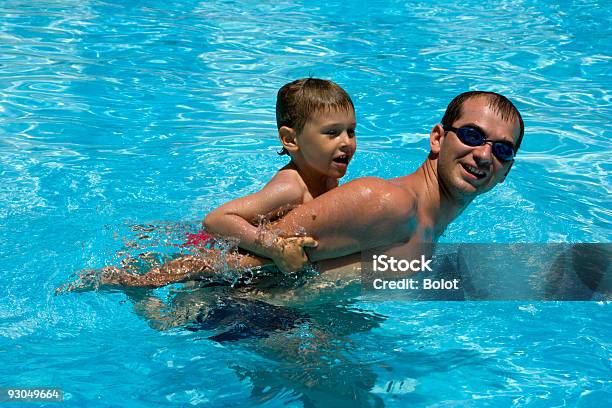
[268,177,417,262]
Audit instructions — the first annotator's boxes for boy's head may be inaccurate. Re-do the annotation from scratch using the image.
[276,78,355,156]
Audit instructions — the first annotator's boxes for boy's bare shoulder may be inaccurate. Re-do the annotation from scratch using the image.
[262,167,308,203]
[267,166,307,189]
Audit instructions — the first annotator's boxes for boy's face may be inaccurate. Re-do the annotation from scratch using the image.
[296,108,356,179]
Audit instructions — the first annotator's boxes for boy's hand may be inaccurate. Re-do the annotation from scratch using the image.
[270,236,318,274]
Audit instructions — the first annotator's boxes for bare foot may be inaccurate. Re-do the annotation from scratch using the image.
[55,266,139,294]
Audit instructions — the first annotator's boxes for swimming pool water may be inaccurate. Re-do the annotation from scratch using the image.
[1,0,610,406]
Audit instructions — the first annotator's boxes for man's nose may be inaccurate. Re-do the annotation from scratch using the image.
[473,142,493,166]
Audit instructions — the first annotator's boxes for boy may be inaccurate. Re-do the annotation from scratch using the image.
[62,78,356,290]
[203,77,356,271]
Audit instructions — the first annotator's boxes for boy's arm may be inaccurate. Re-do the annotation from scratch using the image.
[204,177,317,269]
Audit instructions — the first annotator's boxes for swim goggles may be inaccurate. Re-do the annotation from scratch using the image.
[443,125,515,162]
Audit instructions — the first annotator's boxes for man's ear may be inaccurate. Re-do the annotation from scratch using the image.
[429,124,445,154]
[500,161,514,183]
[279,126,299,153]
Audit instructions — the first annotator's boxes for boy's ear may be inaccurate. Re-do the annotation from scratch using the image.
[500,161,514,183]
[279,126,299,153]
[429,124,445,154]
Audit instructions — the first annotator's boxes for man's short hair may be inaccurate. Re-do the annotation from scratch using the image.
[441,91,525,151]
[276,78,354,156]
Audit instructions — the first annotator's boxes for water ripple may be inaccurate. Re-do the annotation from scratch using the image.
[1,1,611,406]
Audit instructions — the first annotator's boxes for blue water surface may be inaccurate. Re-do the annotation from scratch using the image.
[1,0,611,406]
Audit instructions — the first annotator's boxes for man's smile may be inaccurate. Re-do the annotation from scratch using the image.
[460,162,488,180]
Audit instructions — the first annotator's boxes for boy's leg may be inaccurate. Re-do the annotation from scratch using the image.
[95,250,271,289]
[57,250,272,292]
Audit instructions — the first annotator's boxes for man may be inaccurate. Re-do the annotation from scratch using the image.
[65,90,523,290]
[268,90,523,270]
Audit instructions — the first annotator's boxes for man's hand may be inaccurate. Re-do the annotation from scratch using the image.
[269,236,318,274]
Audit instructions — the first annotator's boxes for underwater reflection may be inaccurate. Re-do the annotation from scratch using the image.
[124,270,387,406]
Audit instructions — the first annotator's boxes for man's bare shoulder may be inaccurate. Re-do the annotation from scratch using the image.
[336,176,387,192]
[336,177,418,218]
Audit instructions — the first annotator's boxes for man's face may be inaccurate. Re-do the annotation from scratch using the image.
[434,97,521,200]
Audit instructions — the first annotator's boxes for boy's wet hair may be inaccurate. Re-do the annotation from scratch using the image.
[276,78,354,156]
[441,91,525,151]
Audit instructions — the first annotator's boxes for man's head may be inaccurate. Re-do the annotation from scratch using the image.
[441,91,524,151]
[276,78,356,179]
[430,91,523,200]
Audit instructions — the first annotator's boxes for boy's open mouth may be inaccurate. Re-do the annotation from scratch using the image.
[333,154,350,165]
